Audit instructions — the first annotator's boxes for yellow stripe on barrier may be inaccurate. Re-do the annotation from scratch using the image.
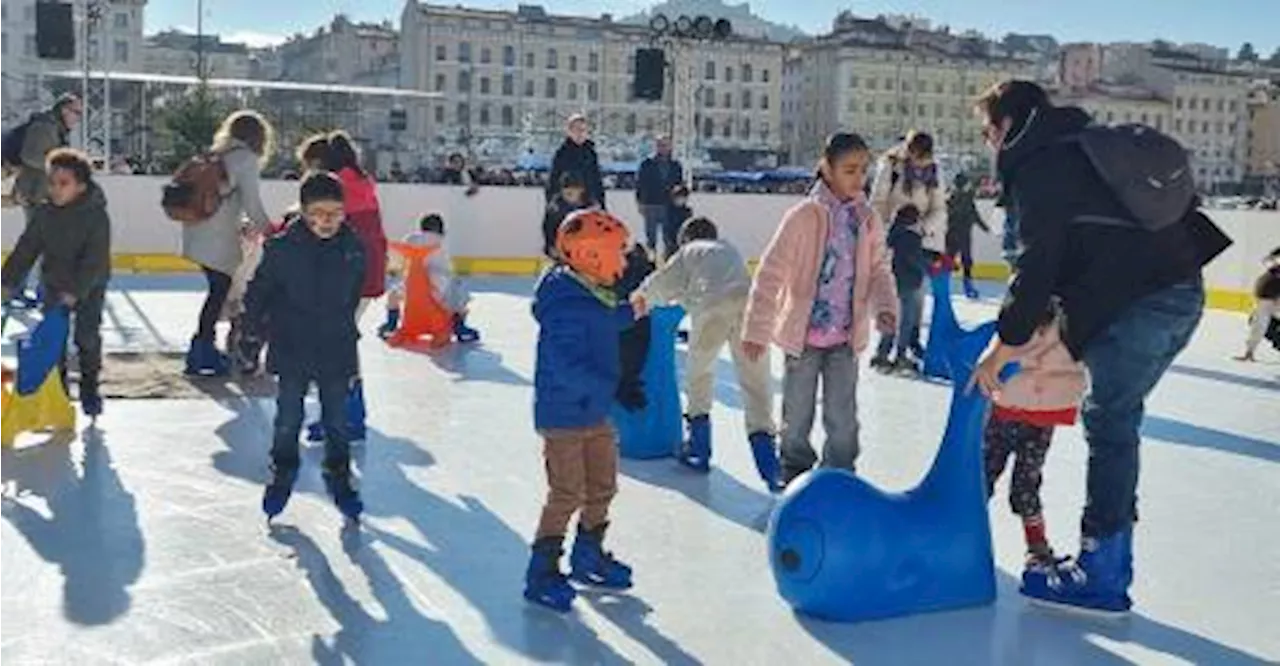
[0,252,1258,313]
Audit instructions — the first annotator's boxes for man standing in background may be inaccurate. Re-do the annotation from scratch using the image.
[635,136,685,258]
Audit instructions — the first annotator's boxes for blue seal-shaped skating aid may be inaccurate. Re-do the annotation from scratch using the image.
[922,269,961,381]
[613,305,684,460]
[767,319,999,622]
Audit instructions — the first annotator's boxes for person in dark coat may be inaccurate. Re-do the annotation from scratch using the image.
[8,93,81,208]
[542,172,594,258]
[635,136,684,255]
[1,148,110,417]
[546,114,605,208]
[945,172,990,299]
[243,172,366,520]
[970,80,1231,616]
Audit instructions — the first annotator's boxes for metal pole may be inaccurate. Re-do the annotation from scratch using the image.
[80,0,90,149]
[196,0,206,80]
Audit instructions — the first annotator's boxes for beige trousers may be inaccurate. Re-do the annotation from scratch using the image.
[535,422,619,539]
[686,295,775,435]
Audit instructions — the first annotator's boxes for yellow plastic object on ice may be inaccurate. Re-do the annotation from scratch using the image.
[2,369,76,447]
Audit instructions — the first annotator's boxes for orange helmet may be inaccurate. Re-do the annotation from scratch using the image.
[555,209,629,286]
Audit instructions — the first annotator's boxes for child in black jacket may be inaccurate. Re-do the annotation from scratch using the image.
[243,172,366,521]
[542,172,594,258]
[1,148,111,417]
[871,205,926,374]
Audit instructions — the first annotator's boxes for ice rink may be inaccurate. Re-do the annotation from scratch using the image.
[2,275,1277,665]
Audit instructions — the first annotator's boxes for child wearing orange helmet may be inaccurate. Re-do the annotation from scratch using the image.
[525,209,637,612]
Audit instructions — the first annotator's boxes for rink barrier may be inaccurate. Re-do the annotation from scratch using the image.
[2,176,1273,313]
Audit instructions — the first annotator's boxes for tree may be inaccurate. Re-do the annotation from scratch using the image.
[1238,42,1258,62]
[155,85,230,169]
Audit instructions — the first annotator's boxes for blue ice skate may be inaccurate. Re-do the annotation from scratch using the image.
[569,522,632,589]
[524,537,577,612]
[678,414,711,473]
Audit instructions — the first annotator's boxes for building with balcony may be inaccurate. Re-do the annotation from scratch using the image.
[398,2,785,167]
[143,30,253,79]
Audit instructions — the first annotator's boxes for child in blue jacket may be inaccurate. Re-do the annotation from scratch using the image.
[525,208,636,612]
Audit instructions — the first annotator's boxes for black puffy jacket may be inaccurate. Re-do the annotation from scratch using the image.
[243,221,365,379]
[996,105,1231,357]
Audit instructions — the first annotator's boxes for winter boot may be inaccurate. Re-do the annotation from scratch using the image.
[1021,527,1134,616]
[892,354,922,376]
[869,353,893,373]
[452,313,481,343]
[345,379,367,442]
[569,522,633,589]
[377,309,401,340]
[184,337,230,377]
[322,464,364,520]
[963,277,980,300]
[80,383,103,419]
[748,431,783,493]
[678,414,712,473]
[262,463,299,519]
[524,536,577,612]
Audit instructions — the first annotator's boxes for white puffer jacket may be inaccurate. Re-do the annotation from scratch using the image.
[870,154,949,255]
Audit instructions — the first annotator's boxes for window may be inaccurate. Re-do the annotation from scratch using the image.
[1155,116,1163,131]
[480,77,491,94]
[703,117,715,138]
[760,121,770,142]
[918,104,926,117]
[114,12,129,29]
[743,90,753,109]
[457,103,469,124]
[935,103,944,117]
[866,102,875,115]
[741,118,751,139]
[502,105,514,127]
[436,45,447,61]
[502,73,514,95]
[626,113,637,134]
[1189,96,1198,110]
[1175,97,1183,110]
[725,66,734,82]
[568,82,578,100]
[1216,99,1224,113]
[1215,121,1223,134]
[525,52,535,68]
[569,54,578,72]
[458,71,471,92]
[589,52,600,72]
[884,103,893,115]
[434,105,445,123]
[435,74,447,92]
[903,80,912,92]
[524,80,535,97]
[705,88,715,108]
[723,92,732,108]
[722,121,732,138]
[1202,121,1209,133]
[705,61,716,80]
[761,68,770,82]
[1175,118,1183,132]
[547,48,558,69]
[867,78,877,90]
[760,94,769,110]
[545,77,557,98]
[884,77,893,90]
[481,47,491,64]
[459,42,472,63]
[479,105,490,125]
[743,64,753,82]
[1229,121,1237,133]
[1106,111,1114,123]
[935,82,944,94]
[504,45,516,67]
[1228,100,1237,113]
[849,74,859,88]
[588,81,599,101]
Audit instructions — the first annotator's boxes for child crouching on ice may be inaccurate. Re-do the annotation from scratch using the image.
[377,213,480,343]
[984,303,1085,570]
[630,216,781,492]
[741,132,899,487]
[243,172,366,521]
[525,209,636,613]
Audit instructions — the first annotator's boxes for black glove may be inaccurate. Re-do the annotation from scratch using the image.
[616,377,647,412]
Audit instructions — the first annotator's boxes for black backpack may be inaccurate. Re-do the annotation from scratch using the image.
[1,118,33,168]
[1064,124,1196,232]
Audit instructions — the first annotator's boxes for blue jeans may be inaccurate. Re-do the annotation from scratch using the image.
[639,204,670,254]
[273,373,352,472]
[876,283,924,359]
[1080,279,1204,538]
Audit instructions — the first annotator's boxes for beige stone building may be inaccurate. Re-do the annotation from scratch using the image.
[1245,82,1280,181]
[398,2,784,165]
[143,31,253,79]
[1052,85,1172,132]
[782,16,1037,166]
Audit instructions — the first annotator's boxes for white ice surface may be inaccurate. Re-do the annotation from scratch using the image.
[2,275,1277,665]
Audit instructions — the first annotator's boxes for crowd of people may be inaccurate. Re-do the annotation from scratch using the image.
[1,79,1270,623]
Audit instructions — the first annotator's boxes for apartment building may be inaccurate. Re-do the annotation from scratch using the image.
[398,2,784,165]
[784,15,1037,166]
[276,15,399,85]
[1053,85,1171,132]
[143,31,253,79]
[2,0,147,124]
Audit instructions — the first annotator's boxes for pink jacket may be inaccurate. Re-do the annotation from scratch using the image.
[742,192,899,356]
[994,323,1087,424]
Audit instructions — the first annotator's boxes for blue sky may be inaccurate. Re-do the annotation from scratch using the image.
[147,0,1278,55]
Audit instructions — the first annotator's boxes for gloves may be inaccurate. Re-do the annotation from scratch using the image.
[615,377,647,412]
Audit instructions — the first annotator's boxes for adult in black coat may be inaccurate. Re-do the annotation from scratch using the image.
[545,114,605,208]
[635,136,684,255]
[969,80,1231,615]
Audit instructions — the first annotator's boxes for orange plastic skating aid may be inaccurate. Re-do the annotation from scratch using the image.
[555,209,629,287]
[385,241,453,348]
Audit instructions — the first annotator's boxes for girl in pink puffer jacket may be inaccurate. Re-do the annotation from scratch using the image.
[984,304,1086,570]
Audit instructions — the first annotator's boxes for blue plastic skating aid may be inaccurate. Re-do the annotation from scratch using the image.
[922,269,961,381]
[569,527,633,590]
[678,414,711,473]
[767,319,999,622]
[612,305,683,460]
